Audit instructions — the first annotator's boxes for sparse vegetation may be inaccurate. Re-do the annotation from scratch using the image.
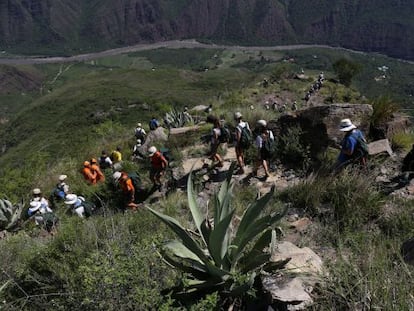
[0,46,414,310]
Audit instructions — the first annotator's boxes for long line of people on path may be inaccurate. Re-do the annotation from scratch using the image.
[26,110,367,233]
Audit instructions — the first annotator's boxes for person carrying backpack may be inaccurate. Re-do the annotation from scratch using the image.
[208,117,224,167]
[113,171,140,210]
[134,122,147,142]
[28,200,57,232]
[149,117,160,131]
[234,112,252,174]
[253,120,274,179]
[64,194,95,218]
[334,118,368,173]
[148,146,169,190]
[99,150,113,169]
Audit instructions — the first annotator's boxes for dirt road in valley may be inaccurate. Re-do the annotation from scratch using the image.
[0,39,366,65]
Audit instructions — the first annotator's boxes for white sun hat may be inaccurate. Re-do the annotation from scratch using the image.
[32,188,41,195]
[59,174,67,181]
[64,194,78,205]
[148,146,157,157]
[234,112,242,120]
[339,118,357,132]
[257,119,267,127]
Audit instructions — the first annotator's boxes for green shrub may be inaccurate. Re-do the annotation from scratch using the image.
[370,95,400,127]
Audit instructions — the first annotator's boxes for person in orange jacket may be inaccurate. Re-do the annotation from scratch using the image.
[113,171,139,210]
[82,161,97,184]
[90,158,105,183]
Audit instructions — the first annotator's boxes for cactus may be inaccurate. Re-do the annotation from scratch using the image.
[0,198,23,231]
[164,108,194,128]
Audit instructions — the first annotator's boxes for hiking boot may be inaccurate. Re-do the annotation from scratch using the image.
[236,168,245,175]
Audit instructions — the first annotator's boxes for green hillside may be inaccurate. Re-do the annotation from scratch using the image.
[0,46,413,310]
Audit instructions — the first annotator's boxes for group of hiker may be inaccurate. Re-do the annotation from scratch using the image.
[207,110,367,178]
[27,106,367,231]
[207,112,276,178]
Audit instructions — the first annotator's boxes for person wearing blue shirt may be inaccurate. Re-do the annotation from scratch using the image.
[334,118,367,172]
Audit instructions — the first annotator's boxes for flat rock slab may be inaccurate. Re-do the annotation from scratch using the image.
[368,139,393,156]
[272,241,323,275]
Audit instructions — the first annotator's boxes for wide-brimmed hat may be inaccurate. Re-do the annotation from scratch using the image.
[339,118,357,132]
[64,194,78,205]
[137,122,142,127]
[113,171,122,182]
[234,112,242,120]
[257,119,267,127]
[32,188,41,195]
[148,146,157,157]
[59,174,67,181]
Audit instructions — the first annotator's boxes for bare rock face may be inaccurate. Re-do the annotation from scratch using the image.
[371,113,412,141]
[271,103,373,156]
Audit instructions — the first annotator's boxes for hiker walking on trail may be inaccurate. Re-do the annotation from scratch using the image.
[209,118,224,167]
[90,158,105,183]
[52,175,70,201]
[149,117,160,131]
[28,200,56,231]
[111,146,122,163]
[132,139,145,161]
[64,194,94,218]
[82,161,97,184]
[253,120,274,179]
[134,122,147,142]
[31,188,50,208]
[99,150,113,169]
[113,171,140,210]
[148,146,168,190]
[234,112,252,174]
[334,118,368,173]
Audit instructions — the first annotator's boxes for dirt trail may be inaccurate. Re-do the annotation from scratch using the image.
[0,39,367,65]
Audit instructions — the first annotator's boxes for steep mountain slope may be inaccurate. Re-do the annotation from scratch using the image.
[0,0,413,60]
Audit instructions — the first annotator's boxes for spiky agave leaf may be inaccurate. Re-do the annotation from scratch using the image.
[147,206,230,279]
[187,170,210,247]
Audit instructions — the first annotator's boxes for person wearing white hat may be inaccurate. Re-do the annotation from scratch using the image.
[334,118,367,172]
[56,175,70,197]
[31,188,50,210]
[148,146,168,190]
[234,112,251,174]
[64,194,88,218]
[134,122,147,142]
[28,199,54,229]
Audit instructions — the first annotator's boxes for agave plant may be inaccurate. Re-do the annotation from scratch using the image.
[164,108,194,128]
[0,198,23,231]
[147,163,287,297]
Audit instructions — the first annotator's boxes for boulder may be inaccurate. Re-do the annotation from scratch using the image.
[270,103,373,156]
[262,241,323,310]
[367,139,394,156]
[371,113,411,140]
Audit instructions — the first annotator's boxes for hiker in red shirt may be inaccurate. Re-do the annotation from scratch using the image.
[148,146,168,190]
[113,171,139,210]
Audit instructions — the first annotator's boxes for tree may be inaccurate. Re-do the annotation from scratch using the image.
[332,58,362,87]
